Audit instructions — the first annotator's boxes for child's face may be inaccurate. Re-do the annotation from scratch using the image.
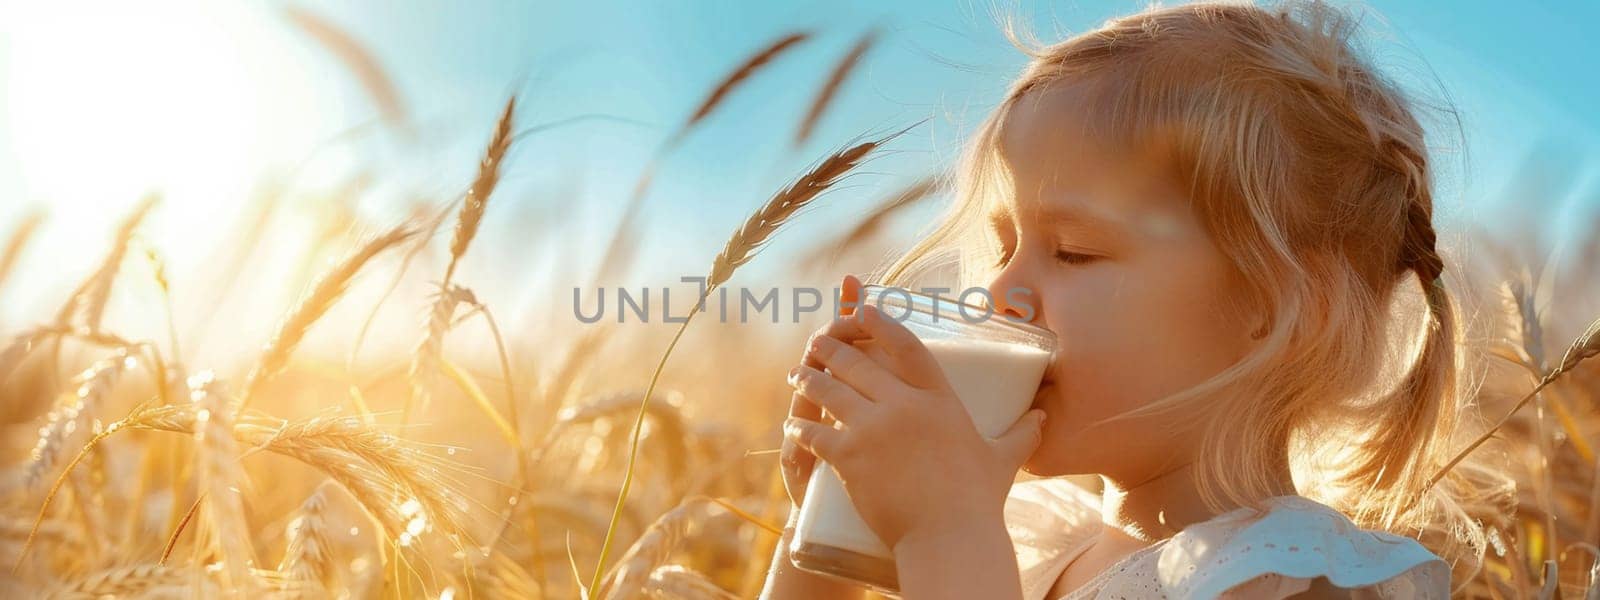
[985,82,1260,482]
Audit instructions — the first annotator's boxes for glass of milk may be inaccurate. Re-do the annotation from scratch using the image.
[789,284,1056,594]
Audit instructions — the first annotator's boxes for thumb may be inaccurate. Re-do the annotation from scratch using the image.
[992,409,1046,469]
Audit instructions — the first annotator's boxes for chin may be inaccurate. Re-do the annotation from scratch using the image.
[1020,449,1072,477]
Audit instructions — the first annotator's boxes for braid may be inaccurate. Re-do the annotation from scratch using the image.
[1401,201,1444,286]
[1387,137,1443,287]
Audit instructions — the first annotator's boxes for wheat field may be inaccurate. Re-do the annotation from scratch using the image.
[1,12,1598,600]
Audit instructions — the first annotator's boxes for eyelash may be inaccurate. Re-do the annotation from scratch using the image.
[1054,249,1100,266]
[994,244,1099,268]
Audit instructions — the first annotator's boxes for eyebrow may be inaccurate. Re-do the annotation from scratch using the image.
[988,199,1129,238]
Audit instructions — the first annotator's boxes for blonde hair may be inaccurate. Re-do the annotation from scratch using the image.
[879,0,1509,569]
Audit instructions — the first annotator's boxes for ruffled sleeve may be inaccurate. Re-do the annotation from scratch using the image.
[1151,496,1450,599]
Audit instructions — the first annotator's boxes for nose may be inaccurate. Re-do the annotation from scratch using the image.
[986,267,1039,324]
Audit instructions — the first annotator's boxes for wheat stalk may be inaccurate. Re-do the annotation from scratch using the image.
[239,223,416,411]
[795,28,879,147]
[443,96,517,285]
[587,130,900,592]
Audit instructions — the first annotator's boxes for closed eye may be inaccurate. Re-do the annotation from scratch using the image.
[1054,249,1100,266]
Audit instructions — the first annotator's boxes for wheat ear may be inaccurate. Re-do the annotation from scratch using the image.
[54,193,158,331]
[189,373,258,591]
[404,284,475,426]
[676,32,812,146]
[795,28,879,147]
[443,96,516,285]
[279,482,337,591]
[25,351,134,489]
[597,497,708,598]
[238,223,415,411]
[283,4,409,134]
[593,31,813,285]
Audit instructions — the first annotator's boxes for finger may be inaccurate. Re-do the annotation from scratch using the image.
[788,387,821,422]
[840,274,863,317]
[803,315,873,370]
[805,335,914,402]
[783,416,846,463]
[793,274,865,370]
[789,365,873,423]
[853,304,948,389]
[991,409,1046,470]
[779,431,813,478]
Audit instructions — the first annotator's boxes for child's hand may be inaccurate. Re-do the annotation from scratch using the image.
[782,275,1047,553]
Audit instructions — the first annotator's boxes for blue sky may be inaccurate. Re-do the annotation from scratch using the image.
[1,0,1596,324]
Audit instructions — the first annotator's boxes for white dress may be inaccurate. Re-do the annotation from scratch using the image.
[1004,478,1450,599]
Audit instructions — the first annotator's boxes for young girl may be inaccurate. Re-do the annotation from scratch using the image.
[760,1,1504,598]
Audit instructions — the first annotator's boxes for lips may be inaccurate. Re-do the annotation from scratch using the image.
[1031,379,1054,409]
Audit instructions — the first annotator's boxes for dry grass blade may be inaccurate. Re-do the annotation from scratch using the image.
[795,28,879,147]
[443,96,517,284]
[588,130,900,592]
[54,193,158,331]
[0,208,45,297]
[283,4,409,133]
[239,223,416,410]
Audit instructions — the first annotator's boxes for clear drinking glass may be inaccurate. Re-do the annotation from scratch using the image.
[789,284,1057,594]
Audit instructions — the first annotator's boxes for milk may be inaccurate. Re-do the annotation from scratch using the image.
[791,336,1053,562]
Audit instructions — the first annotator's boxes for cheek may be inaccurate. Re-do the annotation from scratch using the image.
[1048,274,1244,407]
[1025,257,1248,473]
